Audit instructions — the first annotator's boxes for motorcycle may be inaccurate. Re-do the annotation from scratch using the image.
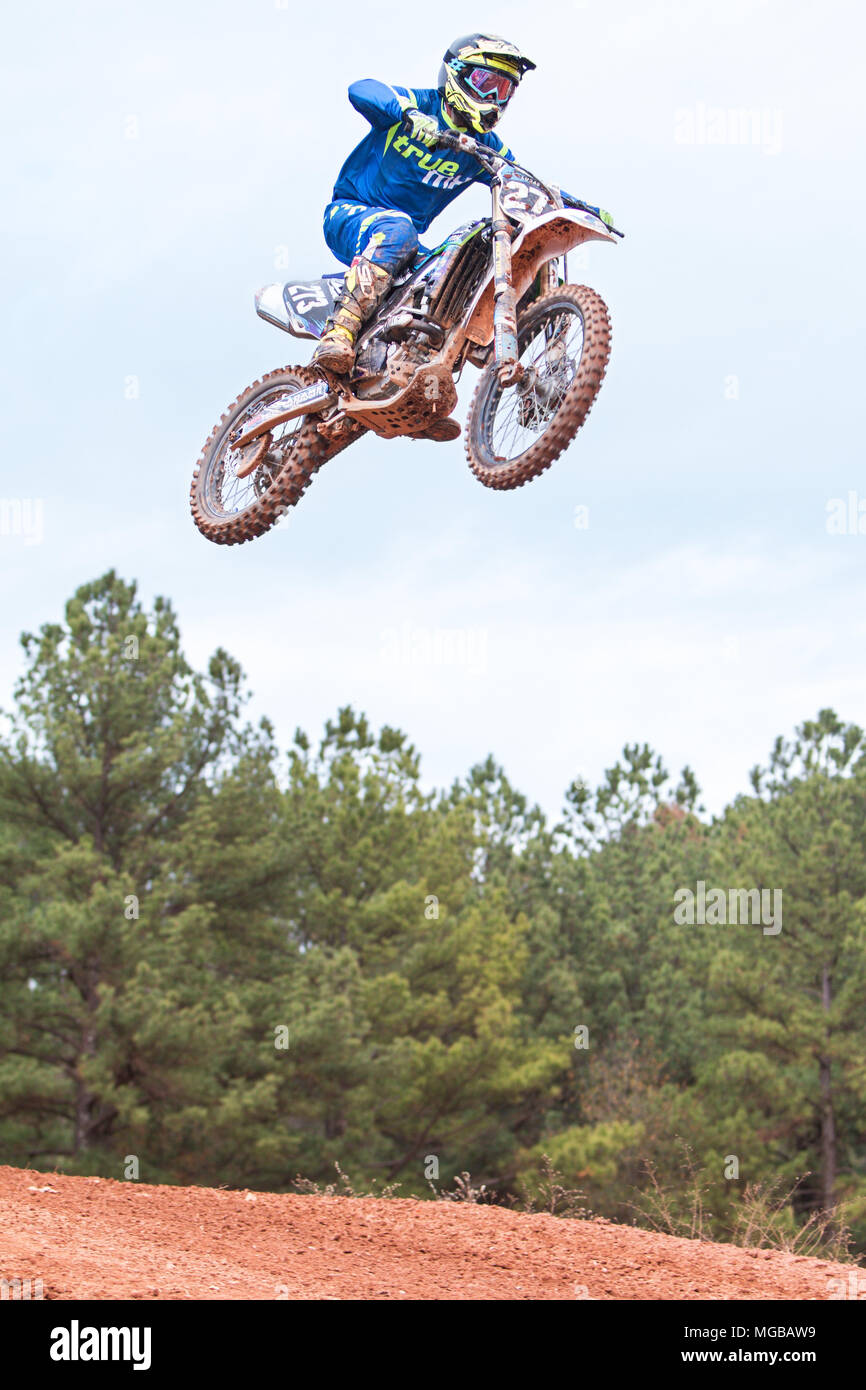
[190,131,623,545]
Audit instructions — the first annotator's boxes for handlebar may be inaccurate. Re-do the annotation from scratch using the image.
[435,129,477,154]
[434,129,624,238]
[435,128,499,168]
[562,195,625,239]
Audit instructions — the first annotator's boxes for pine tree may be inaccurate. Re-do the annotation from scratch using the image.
[0,572,284,1179]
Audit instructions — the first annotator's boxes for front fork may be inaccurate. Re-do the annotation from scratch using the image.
[490,181,522,389]
[491,180,562,388]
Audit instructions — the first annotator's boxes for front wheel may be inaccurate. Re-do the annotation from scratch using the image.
[465,284,611,490]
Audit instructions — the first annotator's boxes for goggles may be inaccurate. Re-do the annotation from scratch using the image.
[462,65,517,107]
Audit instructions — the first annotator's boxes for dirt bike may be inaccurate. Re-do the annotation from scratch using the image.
[190,131,623,545]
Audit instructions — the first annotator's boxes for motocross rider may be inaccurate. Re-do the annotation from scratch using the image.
[313,33,613,441]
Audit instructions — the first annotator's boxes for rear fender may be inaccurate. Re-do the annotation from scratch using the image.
[462,208,616,347]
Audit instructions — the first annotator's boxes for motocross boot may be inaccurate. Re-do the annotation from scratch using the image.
[411,417,462,442]
[313,258,394,375]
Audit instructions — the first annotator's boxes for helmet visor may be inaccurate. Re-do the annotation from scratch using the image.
[463,65,516,107]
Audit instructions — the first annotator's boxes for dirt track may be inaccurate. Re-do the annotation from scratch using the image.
[0,1165,856,1301]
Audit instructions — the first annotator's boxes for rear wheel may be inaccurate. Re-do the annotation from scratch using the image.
[465,285,611,490]
[190,366,360,545]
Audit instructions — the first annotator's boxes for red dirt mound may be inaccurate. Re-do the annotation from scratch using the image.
[0,1165,855,1300]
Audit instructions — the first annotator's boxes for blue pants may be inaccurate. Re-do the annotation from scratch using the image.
[323,200,420,275]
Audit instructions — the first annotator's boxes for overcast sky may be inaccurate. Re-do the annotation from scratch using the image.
[3,0,865,819]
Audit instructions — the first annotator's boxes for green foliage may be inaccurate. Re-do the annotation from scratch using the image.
[1,575,864,1259]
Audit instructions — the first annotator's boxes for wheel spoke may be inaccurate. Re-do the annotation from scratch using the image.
[206,388,305,518]
[487,303,585,462]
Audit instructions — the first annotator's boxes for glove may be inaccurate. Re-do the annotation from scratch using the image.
[402,107,440,149]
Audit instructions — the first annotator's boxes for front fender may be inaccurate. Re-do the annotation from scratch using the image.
[462,208,617,348]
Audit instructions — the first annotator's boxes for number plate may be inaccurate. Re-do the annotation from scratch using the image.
[286,282,330,315]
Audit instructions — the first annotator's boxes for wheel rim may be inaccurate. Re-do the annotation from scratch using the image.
[483,304,586,465]
[203,383,307,519]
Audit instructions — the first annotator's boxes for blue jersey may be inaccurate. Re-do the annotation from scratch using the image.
[332,80,514,235]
